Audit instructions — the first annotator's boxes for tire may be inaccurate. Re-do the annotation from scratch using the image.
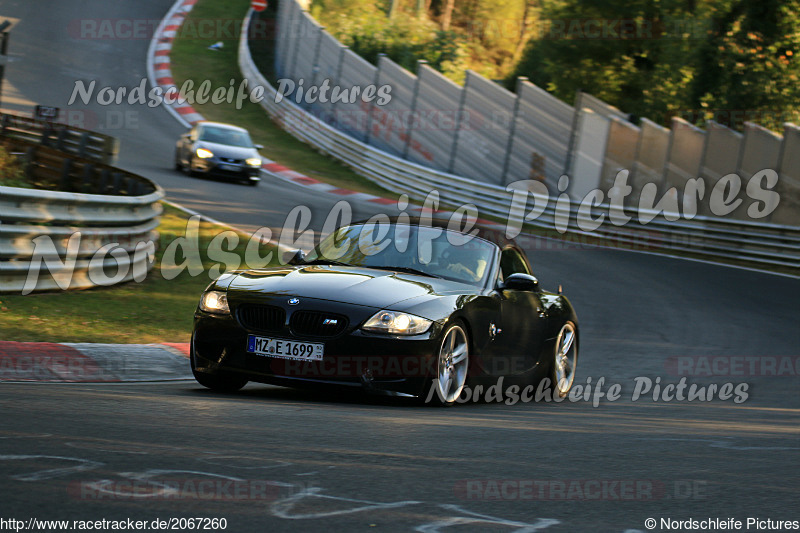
[191,353,247,393]
[547,321,578,398]
[426,321,469,406]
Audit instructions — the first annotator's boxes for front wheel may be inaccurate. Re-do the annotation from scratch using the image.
[427,321,469,406]
[549,321,578,398]
[191,354,247,393]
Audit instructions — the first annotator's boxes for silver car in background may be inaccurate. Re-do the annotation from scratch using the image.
[175,122,263,186]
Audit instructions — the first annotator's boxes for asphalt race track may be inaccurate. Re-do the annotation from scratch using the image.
[1,1,799,531]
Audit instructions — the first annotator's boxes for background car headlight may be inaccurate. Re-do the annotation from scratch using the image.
[199,291,230,314]
[362,310,432,335]
[196,148,214,159]
[246,157,262,167]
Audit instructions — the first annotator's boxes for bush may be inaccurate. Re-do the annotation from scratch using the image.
[0,145,29,188]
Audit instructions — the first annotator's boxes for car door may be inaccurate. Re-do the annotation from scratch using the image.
[492,247,547,376]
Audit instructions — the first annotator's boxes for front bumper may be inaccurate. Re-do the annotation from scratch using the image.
[191,157,261,181]
[192,309,443,398]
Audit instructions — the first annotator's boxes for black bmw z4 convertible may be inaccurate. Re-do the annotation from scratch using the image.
[191,217,579,406]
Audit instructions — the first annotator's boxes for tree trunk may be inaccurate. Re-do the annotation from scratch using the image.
[441,0,455,30]
[513,0,534,62]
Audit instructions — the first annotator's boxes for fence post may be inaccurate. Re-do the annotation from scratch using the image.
[331,45,348,128]
[403,59,426,159]
[306,25,325,110]
[659,119,677,196]
[448,70,470,173]
[364,53,386,146]
[279,3,297,78]
[288,10,307,81]
[501,76,526,185]
[564,90,583,176]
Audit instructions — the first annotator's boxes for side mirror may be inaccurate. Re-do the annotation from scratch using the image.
[284,249,306,265]
[182,133,191,139]
[502,273,539,292]
[254,144,264,150]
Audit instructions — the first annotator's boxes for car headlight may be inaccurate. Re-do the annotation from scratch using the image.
[246,157,262,167]
[199,291,230,314]
[362,310,432,335]
[196,148,214,159]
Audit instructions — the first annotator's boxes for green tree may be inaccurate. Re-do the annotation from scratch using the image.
[690,0,800,130]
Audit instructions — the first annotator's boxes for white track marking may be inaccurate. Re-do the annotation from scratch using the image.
[415,504,560,533]
[271,487,421,519]
[0,455,103,481]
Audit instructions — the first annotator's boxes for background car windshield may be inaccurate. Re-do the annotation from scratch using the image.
[199,126,253,147]
[309,223,496,284]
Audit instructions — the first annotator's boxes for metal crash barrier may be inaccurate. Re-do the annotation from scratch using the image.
[0,135,163,293]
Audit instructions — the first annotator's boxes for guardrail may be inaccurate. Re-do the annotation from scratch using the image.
[0,136,164,294]
[0,111,119,165]
[238,10,799,273]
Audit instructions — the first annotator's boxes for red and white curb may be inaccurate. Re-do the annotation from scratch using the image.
[146,0,406,206]
[147,0,203,127]
[0,341,192,383]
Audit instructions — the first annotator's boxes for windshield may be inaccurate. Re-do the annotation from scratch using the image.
[306,223,497,285]
[199,126,253,148]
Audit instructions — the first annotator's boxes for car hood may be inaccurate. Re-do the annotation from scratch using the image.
[196,141,257,159]
[224,265,476,310]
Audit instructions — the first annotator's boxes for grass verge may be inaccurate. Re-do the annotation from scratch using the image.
[168,0,395,199]
[0,204,277,343]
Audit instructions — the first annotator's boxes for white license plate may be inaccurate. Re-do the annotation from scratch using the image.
[247,335,323,361]
[219,164,239,172]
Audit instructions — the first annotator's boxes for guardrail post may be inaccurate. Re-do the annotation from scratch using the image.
[77,131,91,158]
[104,136,120,165]
[80,163,95,193]
[24,146,36,179]
[448,71,470,173]
[98,168,111,193]
[59,159,73,191]
[364,53,385,146]
[0,113,8,134]
[401,59,425,159]
[501,76,526,185]
[56,128,68,152]
[111,172,122,194]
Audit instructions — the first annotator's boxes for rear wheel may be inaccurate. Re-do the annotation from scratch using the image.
[428,321,469,406]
